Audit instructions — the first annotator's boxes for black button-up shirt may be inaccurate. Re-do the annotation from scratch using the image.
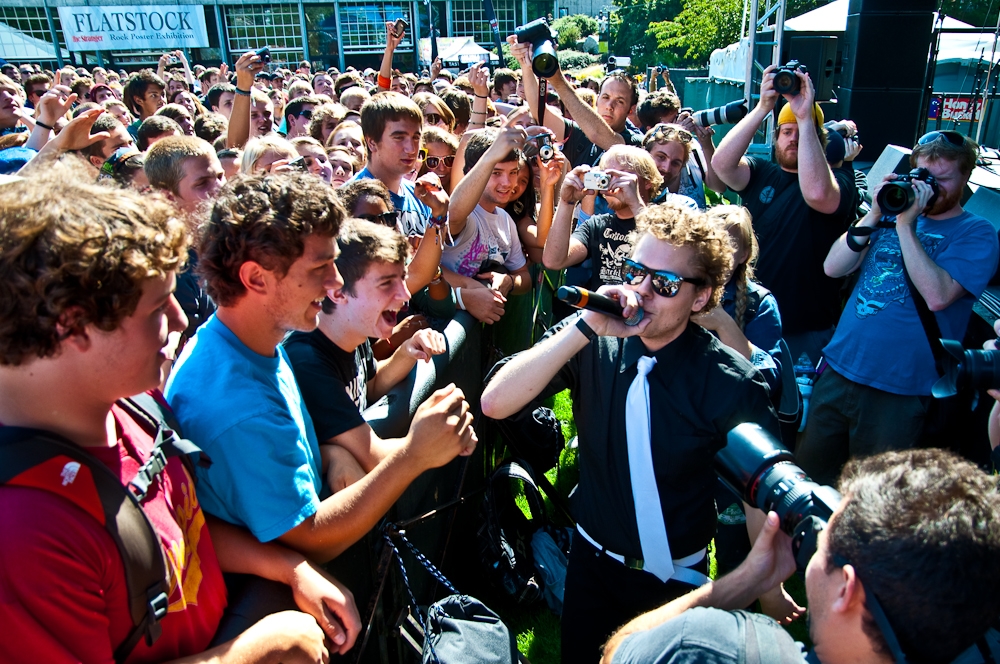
[536,318,778,560]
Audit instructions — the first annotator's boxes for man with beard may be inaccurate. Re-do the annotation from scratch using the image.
[442,126,534,322]
[713,65,856,366]
[795,131,998,485]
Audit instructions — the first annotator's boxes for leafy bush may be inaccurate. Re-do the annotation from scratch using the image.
[557,49,600,71]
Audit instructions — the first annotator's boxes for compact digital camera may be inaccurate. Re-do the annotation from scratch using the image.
[583,170,611,191]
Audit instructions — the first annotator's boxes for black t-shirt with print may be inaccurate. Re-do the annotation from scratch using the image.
[736,157,855,336]
[571,213,637,292]
[282,330,377,441]
[562,119,644,169]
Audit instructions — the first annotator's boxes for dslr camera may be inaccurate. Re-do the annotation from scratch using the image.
[524,134,555,162]
[583,170,611,191]
[716,423,841,571]
[772,60,807,96]
[514,18,559,79]
[876,167,939,216]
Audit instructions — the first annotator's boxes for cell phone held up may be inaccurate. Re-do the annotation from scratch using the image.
[255,46,271,65]
[393,19,408,38]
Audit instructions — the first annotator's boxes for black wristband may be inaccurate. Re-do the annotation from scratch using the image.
[475,93,488,99]
[34,119,53,130]
[575,317,597,341]
[234,87,251,96]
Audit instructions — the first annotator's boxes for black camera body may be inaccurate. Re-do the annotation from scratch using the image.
[514,18,558,79]
[773,60,807,96]
[255,46,271,64]
[716,423,841,571]
[876,167,940,216]
[524,134,555,162]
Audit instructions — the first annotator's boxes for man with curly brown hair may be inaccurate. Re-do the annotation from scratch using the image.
[165,172,476,565]
[0,161,360,663]
[482,203,782,664]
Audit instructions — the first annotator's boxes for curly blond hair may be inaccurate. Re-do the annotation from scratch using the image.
[631,202,733,312]
[0,158,187,366]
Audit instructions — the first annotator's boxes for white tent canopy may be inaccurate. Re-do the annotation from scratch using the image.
[709,0,999,82]
[0,21,68,61]
[418,37,499,66]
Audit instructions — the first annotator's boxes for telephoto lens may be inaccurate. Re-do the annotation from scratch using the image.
[715,423,841,571]
[692,100,748,127]
[932,341,1000,398]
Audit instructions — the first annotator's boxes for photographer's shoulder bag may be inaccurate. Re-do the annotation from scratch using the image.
[0,393,208,664]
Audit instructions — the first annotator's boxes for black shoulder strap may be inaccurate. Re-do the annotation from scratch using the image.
[0,427,169,663]
[902,262,947,377]
[489,461,548,530]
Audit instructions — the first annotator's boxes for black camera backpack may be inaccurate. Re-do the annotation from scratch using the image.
[0,394,208,664]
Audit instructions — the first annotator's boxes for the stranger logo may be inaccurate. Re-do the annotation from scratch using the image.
[57,5,209,52]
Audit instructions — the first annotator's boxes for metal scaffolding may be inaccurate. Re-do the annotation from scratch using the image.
[742,0,786,158]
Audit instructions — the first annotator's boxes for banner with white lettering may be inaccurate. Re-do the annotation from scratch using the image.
[57,5,208,52]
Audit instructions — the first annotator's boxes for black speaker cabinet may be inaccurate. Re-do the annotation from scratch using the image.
[839,87,924,160]
[784,34,839,102]
[841,12,935,89]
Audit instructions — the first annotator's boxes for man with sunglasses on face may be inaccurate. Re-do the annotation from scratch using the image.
[713,65,856,368]
[795,130,999,485]
[482,203,785,664]
[283,94,321,139]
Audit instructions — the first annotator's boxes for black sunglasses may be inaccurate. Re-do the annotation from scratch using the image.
[424,154,454,169]
[297,109,314,119]
[621,257,705,298]
[918,130,965,147]
[358,210,399,227]
[337,83,358,95]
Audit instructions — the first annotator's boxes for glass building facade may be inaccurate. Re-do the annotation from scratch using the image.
[0,0,549,71]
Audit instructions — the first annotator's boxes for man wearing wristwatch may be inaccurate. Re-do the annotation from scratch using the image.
[482,204,788,664]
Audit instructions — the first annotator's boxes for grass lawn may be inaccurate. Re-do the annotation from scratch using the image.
[498,390,811,664]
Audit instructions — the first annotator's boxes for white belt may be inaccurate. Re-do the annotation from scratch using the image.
[577,524,710,587]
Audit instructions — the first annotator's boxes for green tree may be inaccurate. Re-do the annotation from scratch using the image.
[608,0,683,69]
[648,0,742,66]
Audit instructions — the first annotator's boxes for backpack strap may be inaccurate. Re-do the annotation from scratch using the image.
[489,461,548,531]
[0,427,170,664]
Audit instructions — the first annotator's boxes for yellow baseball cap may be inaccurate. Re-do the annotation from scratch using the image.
[777,102,824,127]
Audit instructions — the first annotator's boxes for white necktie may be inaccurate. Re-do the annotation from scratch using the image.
[625,355,674,582]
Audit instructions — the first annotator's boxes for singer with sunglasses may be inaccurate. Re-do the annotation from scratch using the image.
[796,129,999,486]
[483,204,789,664]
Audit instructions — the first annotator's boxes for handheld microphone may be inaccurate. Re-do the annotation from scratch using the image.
[556,285,644,326]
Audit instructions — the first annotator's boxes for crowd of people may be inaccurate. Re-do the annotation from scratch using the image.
[2,19,1000,664]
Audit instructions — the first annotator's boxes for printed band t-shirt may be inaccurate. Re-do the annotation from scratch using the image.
[0,401,228,663]
[823,210,999,396]
[442,204,527,277]
[571,213,636,291]
[283,330,377,441]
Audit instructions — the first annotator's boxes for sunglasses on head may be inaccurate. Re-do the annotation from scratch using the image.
[337,83,358,95]
[645,123,693,147]
[424,154,454,169]
[918,130,965,147]
[424,113,444,125]
[358,210,400,227]
[621,257,706,298]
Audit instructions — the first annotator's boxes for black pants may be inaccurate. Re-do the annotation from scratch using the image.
[209,574,298,646]
[560,536,708,663]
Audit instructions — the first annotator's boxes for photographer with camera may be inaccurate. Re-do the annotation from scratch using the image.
[507,30,644,169]
[603,447,1000,664]
[713,64,856,366]
[483,204,799,664]
[796,131,999,484]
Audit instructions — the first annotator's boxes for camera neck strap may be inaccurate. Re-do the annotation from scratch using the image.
[535,78,547,128]
[901,244,947,379]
